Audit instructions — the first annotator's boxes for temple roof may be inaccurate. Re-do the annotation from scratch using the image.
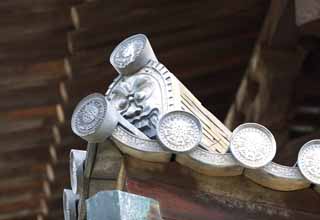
[1,0,320,219]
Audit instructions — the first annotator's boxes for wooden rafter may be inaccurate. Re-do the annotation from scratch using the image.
[225,0,306,152]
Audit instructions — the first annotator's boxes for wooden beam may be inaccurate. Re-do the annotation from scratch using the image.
[0,145,52,167]
[0,9,72,43]
[0,0,83,14]
[71,0,266,30]
[0,59,68,92]
[0,32,68,64]
[68,5,265,53]
[225,0,305,149]
[125,157,320,220]
[0,105,60,122]
[66,11,261,73]
[0,84,62,111]
[0,118,45,134]
[0,196,45,219]
[0,126,54,153]
[0,179,50,201]
[276,130,320,165]
[295,0,320,27]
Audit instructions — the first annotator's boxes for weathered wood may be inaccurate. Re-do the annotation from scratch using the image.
[0,32,68,63]
[71,0,266,30]
[59,74,115,104]
[0,118,45,134]
[288,105,320,136]
[259,0,298,48]
[66,11,260,73]
[0,84,61,111]
[45,194,63,214]
[0,126,54,153]
[0,179,49,199]
[0,209,44,220]
[295,0,320,26]
[0,144,52,166]
[65,48,106,74]
[41,211,64,220]
[75,141,124,219]
[0,105,60,122]
[0,10,72,42]
[0,0,83,14]
[52,121,76,144]
[293,74,320,103]
[61,53,250,110]
[65,53,248,93]
[0,177,51,203]
[158,33,256,75]
[91,140,123,179]
[180,84,231,153]
[0,59,68,92]
[68,7,265,53]
[125,157,320,220]
[48,173,70,197]
[77,143,98,220]
[225,0,305,150]
[300,19,320,38]
[65,63,115,81]
[0,188,47,214]
[276,131,320,165]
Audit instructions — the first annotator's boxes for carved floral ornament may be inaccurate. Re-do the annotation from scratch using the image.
[71,34,320,193]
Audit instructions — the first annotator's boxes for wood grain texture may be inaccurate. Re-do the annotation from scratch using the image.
[225,0,306,154]
[125,157,320,220]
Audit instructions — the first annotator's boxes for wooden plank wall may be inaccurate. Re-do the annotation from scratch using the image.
[0,1,85,220]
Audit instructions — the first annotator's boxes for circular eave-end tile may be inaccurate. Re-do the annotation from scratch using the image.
[157,111,202,153]
[298,139,320,185]
[110,34,157,75]
[230,123,276,169]
[71,93,117,143]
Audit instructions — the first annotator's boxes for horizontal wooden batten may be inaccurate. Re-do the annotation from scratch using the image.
[0,0,83,14]
[59,73,115,104]
[0,84,62,111]
[0,105,60,122]
[0,32,68,64]
[0,196,45,218]
[0,118,46,135]
[0,146,53,168]
[71,0,267,30]
[0,126,54,153]
[68,6,265,53]
[66,16,258,73]
[0,59,68,92]
[0,9,72,42]
[0,180,50,201]
[0,210,43,220]
[0,162,51,180]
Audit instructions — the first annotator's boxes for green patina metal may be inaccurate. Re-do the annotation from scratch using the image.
[86,190,162,220]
